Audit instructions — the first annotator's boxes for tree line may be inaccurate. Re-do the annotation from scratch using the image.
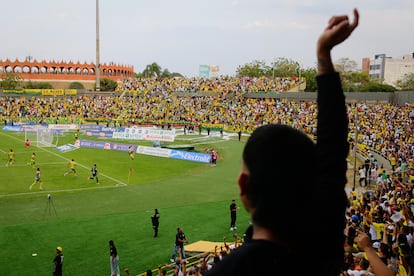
[1,59,414,91]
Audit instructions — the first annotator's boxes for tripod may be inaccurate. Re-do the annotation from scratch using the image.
[44,194,58,218]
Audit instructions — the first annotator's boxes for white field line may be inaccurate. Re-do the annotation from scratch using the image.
[0,131,127,187]
[0,162,66,168]
[0,185,124,198]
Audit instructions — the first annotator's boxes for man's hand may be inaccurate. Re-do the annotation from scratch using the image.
[317,9,359,74]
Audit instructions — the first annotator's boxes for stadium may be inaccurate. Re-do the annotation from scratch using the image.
[2,2,414,276]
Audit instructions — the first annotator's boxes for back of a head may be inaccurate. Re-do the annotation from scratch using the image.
[243,124,316,241]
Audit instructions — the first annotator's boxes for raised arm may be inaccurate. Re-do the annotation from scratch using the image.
[317,9,359,75]
[354,230,394,276]
[313,8,359,275]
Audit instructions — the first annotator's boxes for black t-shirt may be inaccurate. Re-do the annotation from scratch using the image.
[230,203,237,214]
[151,214,159,226]
[53,254,64,276]
[91,166,98,176]
[110,245,117,257]
[204,240,298,276]
[175,232,186,247]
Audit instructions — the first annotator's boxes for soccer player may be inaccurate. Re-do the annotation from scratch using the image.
[29,152,36,168]
[88,164,99,184]
[64,159,77,176]
[6,149,15,166]
[30,167,44,190]
[25,139,31,148]
[128,146,135,160]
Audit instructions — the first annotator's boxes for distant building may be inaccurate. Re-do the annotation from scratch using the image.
[362,53,414,87]
[0,58,134,90]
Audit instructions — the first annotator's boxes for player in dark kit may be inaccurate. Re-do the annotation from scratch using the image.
[88,164,99,184]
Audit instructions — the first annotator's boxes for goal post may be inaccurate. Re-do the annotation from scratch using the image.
[25,127,58,147]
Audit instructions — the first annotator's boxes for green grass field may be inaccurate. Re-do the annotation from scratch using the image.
[0,128,250,275]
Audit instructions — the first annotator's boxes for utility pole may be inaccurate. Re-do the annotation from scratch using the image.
[353,106,359,191]
[95,0,101,91]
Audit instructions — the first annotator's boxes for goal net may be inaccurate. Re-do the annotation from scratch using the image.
[25,127,58,147]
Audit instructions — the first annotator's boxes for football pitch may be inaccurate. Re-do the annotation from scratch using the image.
[0,128,250,275]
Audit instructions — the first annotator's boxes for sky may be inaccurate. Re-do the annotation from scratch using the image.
[1,0,413,77]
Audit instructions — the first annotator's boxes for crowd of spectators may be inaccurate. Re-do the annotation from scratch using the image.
[2,80,414,275]
[116,76,301,94]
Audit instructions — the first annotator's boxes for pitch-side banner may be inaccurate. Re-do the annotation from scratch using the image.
[77,140,211,164]
[48,124,78,130]
[112,128,175,142]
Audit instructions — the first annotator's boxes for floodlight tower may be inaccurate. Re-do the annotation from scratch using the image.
[95,0,101,91]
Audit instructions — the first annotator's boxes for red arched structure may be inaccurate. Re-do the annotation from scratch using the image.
[0,58,134,89]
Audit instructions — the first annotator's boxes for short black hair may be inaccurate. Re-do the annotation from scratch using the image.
[243,124,316,241]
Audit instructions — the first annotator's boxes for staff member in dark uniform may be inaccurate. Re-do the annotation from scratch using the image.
[53,246,64,276]
[230,199,239,231]
[151,209,160,238]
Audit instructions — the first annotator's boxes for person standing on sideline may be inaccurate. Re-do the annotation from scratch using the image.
[109,240,120,276]
[151,209,160,238]
[64,159,77,177]
[230,199,239,231]
[30,167,44,190]
[88,164,99,184]
[205,8,358,276]
[53,246,64,276]
[170,227,188,262]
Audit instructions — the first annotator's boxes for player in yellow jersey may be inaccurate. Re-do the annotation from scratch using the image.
[128,146,135,160]
[64,159,77,176]
[30,167,44,190]
[29,152,36,168]
[6,149,15,166]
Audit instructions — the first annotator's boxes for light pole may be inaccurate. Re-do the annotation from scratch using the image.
[95,0,101,91]
[352,106,359,191]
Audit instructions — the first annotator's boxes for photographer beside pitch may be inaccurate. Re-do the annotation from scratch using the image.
[206,9,359,276]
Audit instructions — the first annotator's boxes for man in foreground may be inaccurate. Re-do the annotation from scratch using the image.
[206,8,359,276]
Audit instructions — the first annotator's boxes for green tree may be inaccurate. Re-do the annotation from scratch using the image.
[0,73,22,90]
[341,71,370,92]
[25,81,53,89]
[396,73,414,91]
[142,62,162,78]
[359,81,396,92]
[97,78,118,91]
[269,58,300,77]
[236,60,267,77]
[69,82,85,89]
[37,82,53,89]
[301,67,318,92]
